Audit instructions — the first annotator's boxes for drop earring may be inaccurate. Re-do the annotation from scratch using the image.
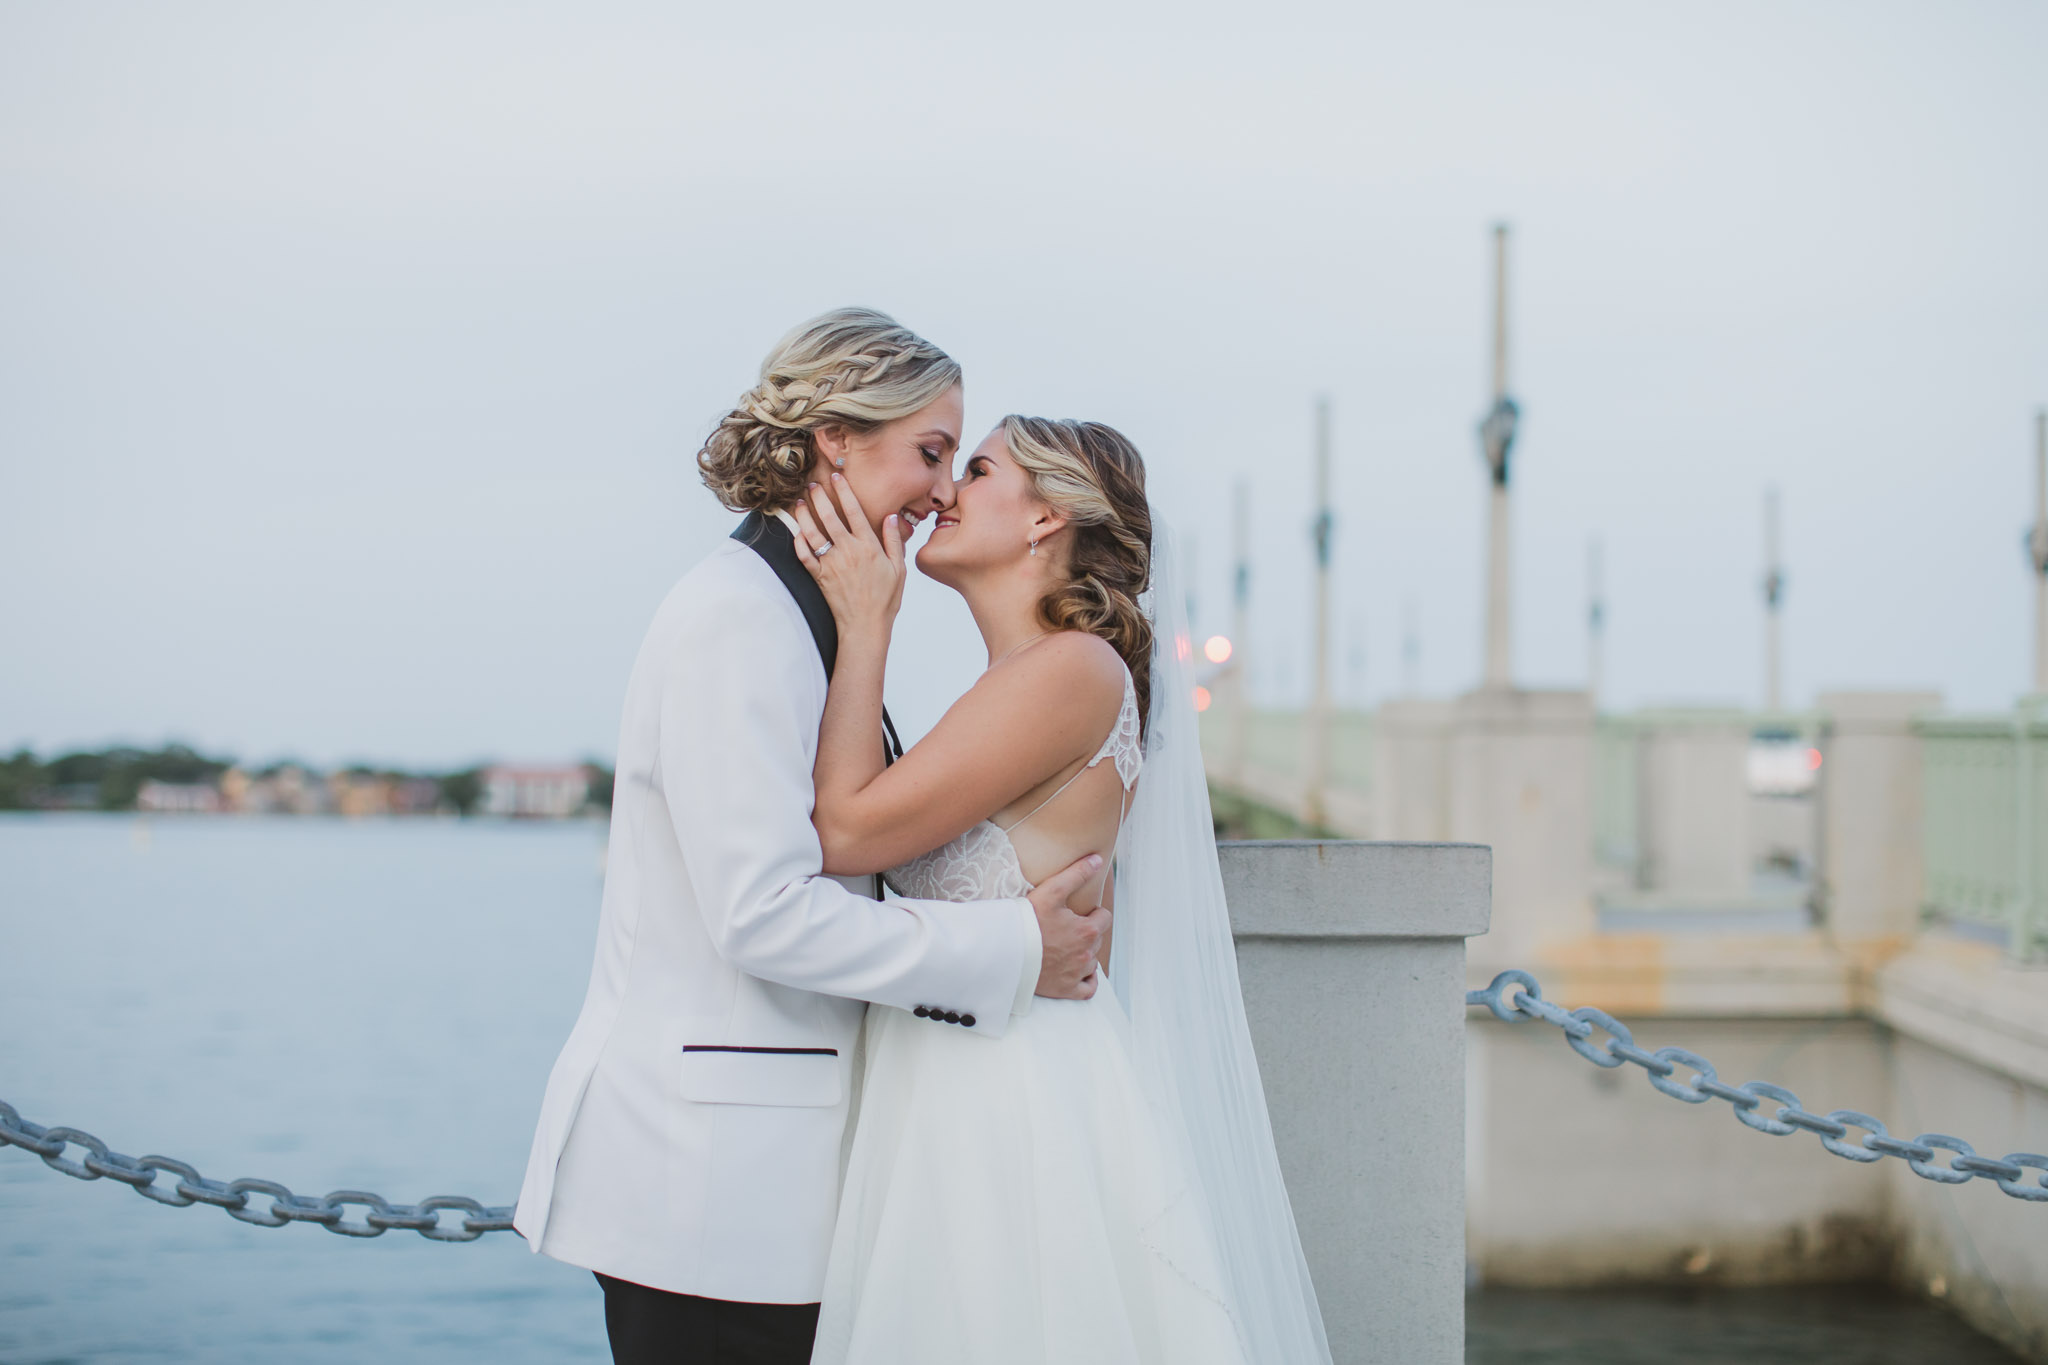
[1029,538,1038,556]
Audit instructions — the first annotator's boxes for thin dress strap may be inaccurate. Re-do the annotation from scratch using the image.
[997,666,1141,835]
[995,766,1087,835]
[998,664,1141,908]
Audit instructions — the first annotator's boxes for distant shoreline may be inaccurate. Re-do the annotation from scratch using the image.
[3,744,613,819]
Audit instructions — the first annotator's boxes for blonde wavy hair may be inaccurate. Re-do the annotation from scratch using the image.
[1001,415,1155,735]
[697,308,962,513]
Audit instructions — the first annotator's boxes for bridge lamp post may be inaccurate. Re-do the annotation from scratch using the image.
[1304,397,1334,830]
[1478,389,1520,691]
[2030,409,2048,697]
[1478,222,1519,692]
[1764,487,1787,712]
[1225,481,1251,787]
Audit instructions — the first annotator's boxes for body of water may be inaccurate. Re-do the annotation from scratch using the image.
[1467,1285,2024,1364]
[1,814,608,1364]
[1,815,2022,1363]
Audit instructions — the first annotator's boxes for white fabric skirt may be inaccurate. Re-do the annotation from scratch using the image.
[811,978,1248,1365]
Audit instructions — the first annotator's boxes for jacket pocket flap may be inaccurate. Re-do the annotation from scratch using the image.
[678,1046,842,1108]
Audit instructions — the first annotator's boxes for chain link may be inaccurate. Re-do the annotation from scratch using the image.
[0,1099,517,1240]
[10,970,2041,1246]
[1468,969,2048,1204]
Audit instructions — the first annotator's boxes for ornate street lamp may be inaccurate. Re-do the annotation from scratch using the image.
[1479,393,1519,489]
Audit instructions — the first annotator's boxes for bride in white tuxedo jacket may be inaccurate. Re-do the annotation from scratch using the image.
[512,311,1109,1337]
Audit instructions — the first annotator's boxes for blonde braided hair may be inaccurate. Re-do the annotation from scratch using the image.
[1000,416,1154,736]
[697,308,962,513]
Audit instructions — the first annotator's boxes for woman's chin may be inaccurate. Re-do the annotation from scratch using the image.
[913,544,956,585]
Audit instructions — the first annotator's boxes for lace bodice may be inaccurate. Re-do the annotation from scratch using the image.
[884,818,1037,901]
[885,665,1143,903]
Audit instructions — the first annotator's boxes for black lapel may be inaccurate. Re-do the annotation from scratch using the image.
[733,511,838,679]
[733,511,903,764]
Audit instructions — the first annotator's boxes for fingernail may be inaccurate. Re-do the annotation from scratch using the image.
[1089,854,1104,868]
[808,482,818,490]
[832,472,844,482]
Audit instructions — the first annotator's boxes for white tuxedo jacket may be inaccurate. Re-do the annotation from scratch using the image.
[513,530,1041,1303]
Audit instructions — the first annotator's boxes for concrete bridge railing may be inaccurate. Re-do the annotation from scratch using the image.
[1222,839,1493,1365]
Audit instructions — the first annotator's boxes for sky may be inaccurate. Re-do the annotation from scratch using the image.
[2,0,2044,768]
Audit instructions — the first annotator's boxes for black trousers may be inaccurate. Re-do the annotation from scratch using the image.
[595,1273,821,1365]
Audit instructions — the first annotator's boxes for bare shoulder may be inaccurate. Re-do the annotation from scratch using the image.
[1011,630,1126,691]
[917,630,1129,790]
[968,630,1126,730]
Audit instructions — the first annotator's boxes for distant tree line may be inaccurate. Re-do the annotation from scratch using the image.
[0,744,232,811]
[0,745,614,815]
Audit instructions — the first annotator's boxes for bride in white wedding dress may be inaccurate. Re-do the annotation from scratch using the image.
[786,417,1332,1365]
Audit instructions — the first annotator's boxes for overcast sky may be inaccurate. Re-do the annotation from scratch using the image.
[3,1,2044,768]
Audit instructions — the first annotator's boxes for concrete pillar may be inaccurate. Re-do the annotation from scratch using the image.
[1449,688,1596,967]
[1223,840,1492,1365]
[1816,690,1942,946]
[1635,709,1753,900]
[1372,697,1456,841]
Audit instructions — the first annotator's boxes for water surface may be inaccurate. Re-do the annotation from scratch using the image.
[1,816,2025,1363]
[0,814,608,1364]
[1467,1285,2025,1364]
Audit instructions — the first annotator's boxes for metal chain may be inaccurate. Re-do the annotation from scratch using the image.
[12,969,2043,1244]
[0,1099,517,1241]
[1468,969,2048,1204]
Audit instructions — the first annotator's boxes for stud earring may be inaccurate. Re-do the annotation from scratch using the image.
[833,457,845,469]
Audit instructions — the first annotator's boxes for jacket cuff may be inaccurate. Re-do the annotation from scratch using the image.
[1010,898,1040,1018]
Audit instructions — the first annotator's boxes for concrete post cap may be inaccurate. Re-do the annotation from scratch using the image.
[1220,840,1492,940]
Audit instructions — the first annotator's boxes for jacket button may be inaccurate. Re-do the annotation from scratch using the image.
[943,1011,961,1024]
[913,1006,930,1018]
[960,1014,976,1028]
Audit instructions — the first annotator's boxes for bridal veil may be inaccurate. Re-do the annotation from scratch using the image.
[1109,525,1335,1364]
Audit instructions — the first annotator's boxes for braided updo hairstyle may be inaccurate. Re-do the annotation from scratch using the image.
[1000,416,1155,736]
[697,308,962,513]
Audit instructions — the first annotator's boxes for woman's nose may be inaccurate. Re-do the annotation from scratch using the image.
[928,462,958,510]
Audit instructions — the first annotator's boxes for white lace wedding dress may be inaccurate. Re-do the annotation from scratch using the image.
[809,664,1250,1365]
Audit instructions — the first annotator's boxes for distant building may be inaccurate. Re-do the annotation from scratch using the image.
[1746,738,1821,797]
[390,777,443,815]
[481,764,592,818]
[136,780,223,813]
[329,772,394,818]
[222,764,330,815]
